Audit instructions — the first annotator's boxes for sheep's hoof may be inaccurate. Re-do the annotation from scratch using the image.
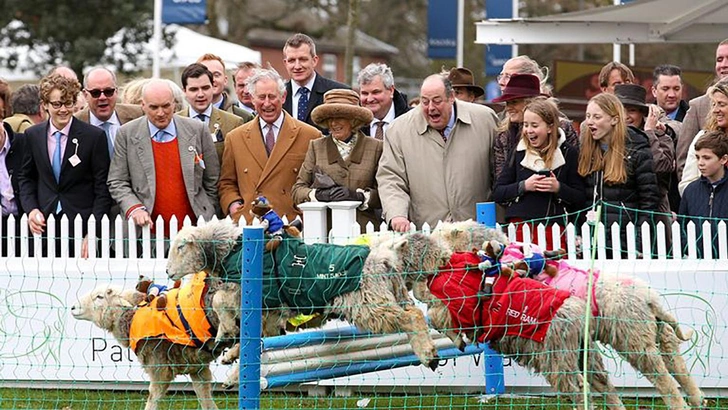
[428,358,439,371]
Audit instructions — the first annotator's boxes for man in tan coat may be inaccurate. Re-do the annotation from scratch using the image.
[377,74,498,231]
[218,68,321,223]
[176,63,244,163]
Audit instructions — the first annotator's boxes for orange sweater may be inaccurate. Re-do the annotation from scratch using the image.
[151,139,196,231]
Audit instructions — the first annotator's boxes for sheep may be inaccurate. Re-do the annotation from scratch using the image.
[425,254,625,409]
[71,274,237,410]
[430,222,705,410]
[166,219,453,372]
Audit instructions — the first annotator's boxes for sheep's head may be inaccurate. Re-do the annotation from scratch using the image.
[391,232,452,280]
[431,220,508,253]
[167,220,241,280]
[71,285,133,330]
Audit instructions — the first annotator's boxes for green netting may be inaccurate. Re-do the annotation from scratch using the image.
[1,211,725,409]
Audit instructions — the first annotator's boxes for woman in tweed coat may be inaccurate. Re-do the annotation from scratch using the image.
[292,89,383,231]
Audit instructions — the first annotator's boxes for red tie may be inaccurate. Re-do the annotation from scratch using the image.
[265,124,275,155]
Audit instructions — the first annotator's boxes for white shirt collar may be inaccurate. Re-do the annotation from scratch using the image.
[292,73,317,96]
[189,104,213,119]
[369,102,396,130]
[258,112,285,132]
[90,111,120,127]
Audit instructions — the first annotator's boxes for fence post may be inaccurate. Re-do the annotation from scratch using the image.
[327,201,360,245]
[239,226,264,410]
[476,202,506,395]
[298,202,329,244]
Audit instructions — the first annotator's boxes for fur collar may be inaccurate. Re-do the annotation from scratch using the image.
[517,128,566,172]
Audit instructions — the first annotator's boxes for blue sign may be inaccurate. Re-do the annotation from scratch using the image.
[427,0,458,59]
[485,0,513,76]
[162,0,207,25]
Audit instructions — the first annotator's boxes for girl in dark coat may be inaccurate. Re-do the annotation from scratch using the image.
[494,98,586,249]
[578,93,660,257]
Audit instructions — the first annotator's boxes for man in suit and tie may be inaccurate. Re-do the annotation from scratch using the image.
[196,53,254,123]
[219,68,322,223]
[233,61,260,116]
[177,63,244,163]
[107,79,220,234]
[282,33,349,130]
[75,67,143,158]
[18,74,112,257]
[357,63,410,139]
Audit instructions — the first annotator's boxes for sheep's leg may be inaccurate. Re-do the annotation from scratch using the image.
[622,346,687,410]
[222,368,239,390]
[212,290,240,343]
[545,369,592,410]
[658,325,704,408]
[220,343,240,365]
[349,302,438,370]
[585,347,625,410]
[190,366,218,410]
[144,367,173,410]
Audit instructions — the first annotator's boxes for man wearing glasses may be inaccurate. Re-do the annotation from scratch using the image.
[17,73,112,257]
[76,67,143,158]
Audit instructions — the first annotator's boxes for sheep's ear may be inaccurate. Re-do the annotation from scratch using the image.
[391,236,409,253]
[105,288,114,296]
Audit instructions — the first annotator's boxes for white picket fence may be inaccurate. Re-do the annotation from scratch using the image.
[1,201,726,260]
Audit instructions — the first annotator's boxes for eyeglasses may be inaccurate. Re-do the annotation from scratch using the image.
[48,100,75,109]
[85,88,116,98]
[496,73,512,82]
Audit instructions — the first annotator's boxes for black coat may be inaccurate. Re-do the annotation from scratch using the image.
[3,122,24,215]
[679,170,728,257]
[493,139,585,222]
[673,100,690,122]
[284,73,350,130]
[18,119,111,224]
[583,127,660,229]
[360,88,411,137]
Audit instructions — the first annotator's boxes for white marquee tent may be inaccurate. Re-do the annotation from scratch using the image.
[476,0,728,46]
[0,24,261,81]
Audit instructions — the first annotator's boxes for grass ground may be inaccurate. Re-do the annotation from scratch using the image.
[0,389,726,410]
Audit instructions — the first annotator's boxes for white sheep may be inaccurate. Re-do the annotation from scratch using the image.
[166,219,452,372]
[71,277,237,410]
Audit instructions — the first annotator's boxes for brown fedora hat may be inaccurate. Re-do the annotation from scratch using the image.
[614,84,649,114]
[311,89,373,130]
[448,67,485,98]
[491,74,545,103]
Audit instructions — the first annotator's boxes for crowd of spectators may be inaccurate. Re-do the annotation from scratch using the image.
[2,33,727,258]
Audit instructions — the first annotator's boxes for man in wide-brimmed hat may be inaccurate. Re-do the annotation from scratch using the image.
[448,67,484,103]
[292,89,383,230]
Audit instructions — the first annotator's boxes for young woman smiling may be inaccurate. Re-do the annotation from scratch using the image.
[493,98,585,249]
[578,93,660,257]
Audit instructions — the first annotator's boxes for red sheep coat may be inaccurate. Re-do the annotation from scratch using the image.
[429,252,570,344]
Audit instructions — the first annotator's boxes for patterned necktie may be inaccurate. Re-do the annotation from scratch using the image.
[374,121,386,140]
[438,127,447,143]
[297,87,309,121]
[102,122,114,157]
[52,131,63,213]
[265,124,275,156]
